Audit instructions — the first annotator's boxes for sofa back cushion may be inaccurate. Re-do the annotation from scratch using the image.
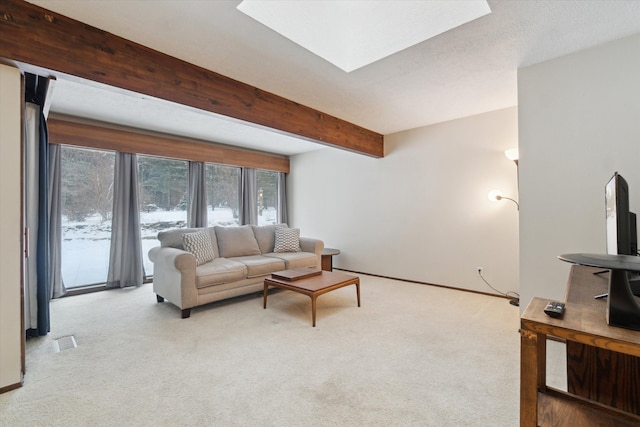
[252,224,290,254]
[215,225,261,258]
[158,227,219,258]
[251,224,276,254]
[158,228,201,249]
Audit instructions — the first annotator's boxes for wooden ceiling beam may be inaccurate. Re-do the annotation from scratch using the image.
[0,0,383,158]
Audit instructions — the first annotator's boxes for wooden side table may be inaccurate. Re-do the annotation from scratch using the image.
[321,248,340,271]
[520,265,640,426]
[563,264,640,415]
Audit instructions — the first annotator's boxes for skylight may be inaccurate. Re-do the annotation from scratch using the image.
[237,0,491,73]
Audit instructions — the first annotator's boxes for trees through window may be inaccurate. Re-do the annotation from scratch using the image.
[60,146,115,287]
[138,155,188,276]
[206,164,240,227]
[59,146,282,288]
[257,170,278,225]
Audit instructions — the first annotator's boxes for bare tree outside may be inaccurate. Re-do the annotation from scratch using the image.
[60,149,281,286]
[61,146,114,222]
[206,164,241,226]
[257,169,278,224]
[138,155,188,212]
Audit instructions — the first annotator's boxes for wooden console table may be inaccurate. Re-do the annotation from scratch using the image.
[520,265,640,426]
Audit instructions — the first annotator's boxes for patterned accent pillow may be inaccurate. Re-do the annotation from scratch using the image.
[274,227,301,253]
[182,229,215,266]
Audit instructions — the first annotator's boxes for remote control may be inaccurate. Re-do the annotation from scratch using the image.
[544,301,565,318]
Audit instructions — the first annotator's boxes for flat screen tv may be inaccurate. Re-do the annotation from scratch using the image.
[601,172,640,298]
[605,172,637,256]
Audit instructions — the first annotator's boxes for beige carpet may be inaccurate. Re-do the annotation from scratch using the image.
[1,274,526,426]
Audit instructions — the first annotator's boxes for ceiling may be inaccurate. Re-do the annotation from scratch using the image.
[27,0,640,156]
[235,0,491,73]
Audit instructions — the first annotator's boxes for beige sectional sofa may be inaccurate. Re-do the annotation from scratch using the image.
[148,224,324,318]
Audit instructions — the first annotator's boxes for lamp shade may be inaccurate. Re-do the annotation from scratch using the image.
[504,148,519,162]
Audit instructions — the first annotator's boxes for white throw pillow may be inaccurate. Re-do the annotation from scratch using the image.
[182,229,215,265]
[274,227,301,253]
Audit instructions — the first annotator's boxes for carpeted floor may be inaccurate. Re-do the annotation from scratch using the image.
[1,273,534,426]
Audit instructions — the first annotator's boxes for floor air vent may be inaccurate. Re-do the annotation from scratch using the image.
[53,335,77,353]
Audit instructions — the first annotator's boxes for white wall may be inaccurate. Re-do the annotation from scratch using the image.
[0,64,23,391]
[290,107,519,296]
[518,34,640,311]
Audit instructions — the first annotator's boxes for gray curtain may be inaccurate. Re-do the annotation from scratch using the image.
[24,102,41,331]
[188,161,207,228]
[240,168,258,225]
[277,172,288,224]
[107,152,144,288]
[48,143,66,298]
[24,74,53,336]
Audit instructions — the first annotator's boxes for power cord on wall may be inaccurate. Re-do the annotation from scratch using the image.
[478,269,520,306]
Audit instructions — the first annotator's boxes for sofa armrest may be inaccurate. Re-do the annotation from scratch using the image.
[148,246,197,310]
[149,246,196,272]
[299,237,324,269]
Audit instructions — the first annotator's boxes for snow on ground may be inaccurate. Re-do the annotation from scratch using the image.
[62,207,276,288]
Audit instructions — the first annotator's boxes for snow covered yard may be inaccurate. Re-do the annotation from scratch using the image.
[61,207,277,287]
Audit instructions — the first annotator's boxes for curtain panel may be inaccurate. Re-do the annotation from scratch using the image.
[24,102,51,336]
[240,168,258,225]
[24,103,43,334]
[48,143,66,298]
[107,152,144,288]
[24,72,54,337]
[277,172,288,225]
[188,161,207,228]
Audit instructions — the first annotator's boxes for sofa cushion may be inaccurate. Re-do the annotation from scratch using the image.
[264,252,317,270]
[215,225,261,258]
[158,227,201,249]
[195,258,247,288]
[207,227,220,258]
[231,255,285,278]
[252,224,277,254]
[158,227,219,257]
[274,226,301,252]
[182,229,215,266]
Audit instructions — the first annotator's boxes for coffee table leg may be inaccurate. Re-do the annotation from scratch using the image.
[263,283,268,309]
[311,295,317,327]
[356,280,361,307]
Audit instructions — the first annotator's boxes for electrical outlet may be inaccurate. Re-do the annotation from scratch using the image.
[477,267,483,275]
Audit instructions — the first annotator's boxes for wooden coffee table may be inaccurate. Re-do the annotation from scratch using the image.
[263,269,360,327]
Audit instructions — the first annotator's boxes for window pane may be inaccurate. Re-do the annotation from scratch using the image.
[138,155,188,275]
[257,170,278,225]
[206,164,240,227]
[61,146,115,287]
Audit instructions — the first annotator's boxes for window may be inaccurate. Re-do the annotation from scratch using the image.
[138,155,188,276]
[60,146,115,287]
[257,170,278,225]
[206,164,240,226]
[59,143,283,287]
